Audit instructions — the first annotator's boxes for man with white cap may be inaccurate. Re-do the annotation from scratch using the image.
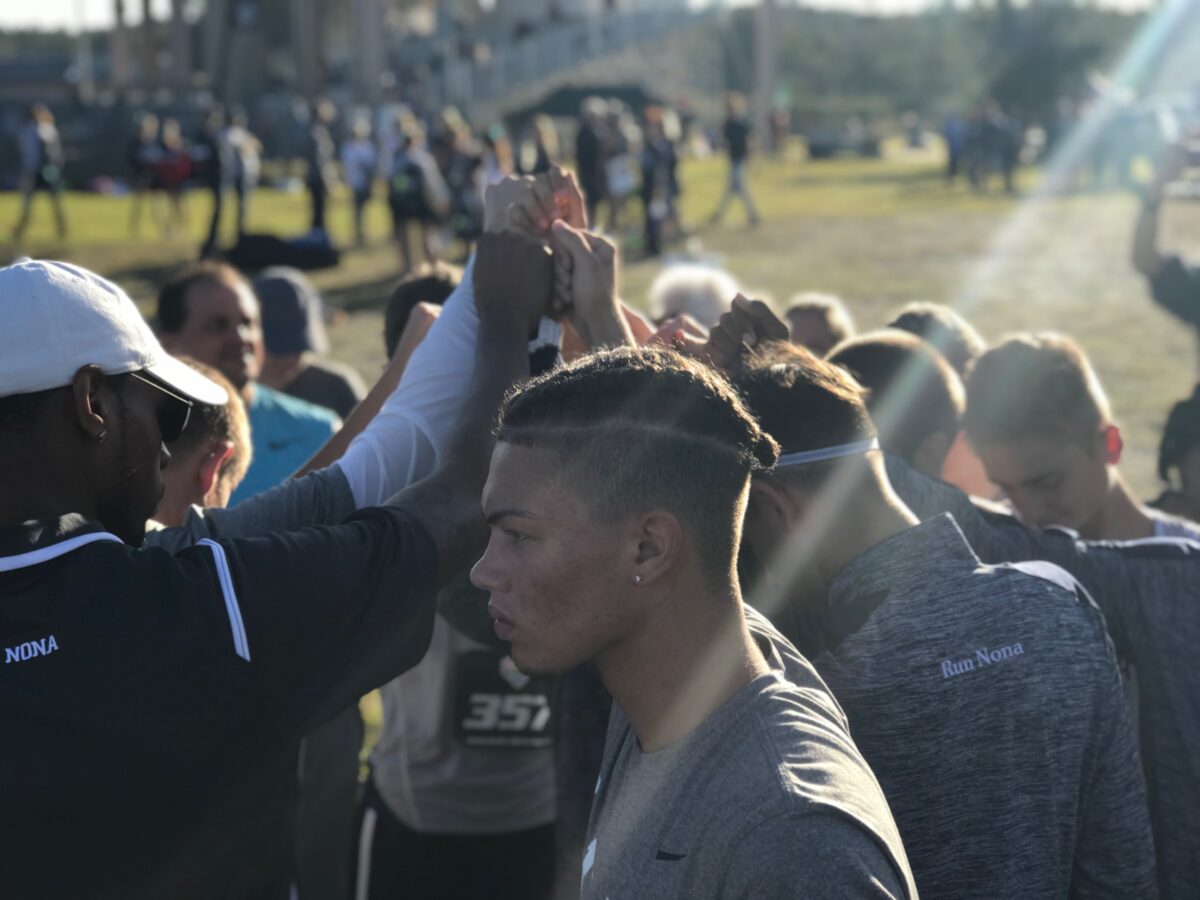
[0,243,550,897]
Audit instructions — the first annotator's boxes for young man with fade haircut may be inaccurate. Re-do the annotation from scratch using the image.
[827,328,965,479]
[0,236,549,898]
[156,260,340,505]
[882,454,1200,899]
[966,332,1200,540]
[350,197,620,900]
[727,345,1156,899]
[786,291,855,357]
[470,347,917,900]
[152,359,251,528]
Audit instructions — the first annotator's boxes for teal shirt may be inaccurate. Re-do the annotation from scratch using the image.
[230,384,339,506]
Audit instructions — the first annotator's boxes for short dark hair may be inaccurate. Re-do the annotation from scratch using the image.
[827,329,964,466]
[1159,384,1200,484]
[497,347,778,575]
[888,302,986,378]
[785,293,854,353]
[965,333,1110,448]
[732,343,876,487]
[166,359,252,494]
[383,265,460,359]
[157,261,246,334]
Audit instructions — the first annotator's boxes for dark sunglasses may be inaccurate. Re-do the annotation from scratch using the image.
[128,372,193,443]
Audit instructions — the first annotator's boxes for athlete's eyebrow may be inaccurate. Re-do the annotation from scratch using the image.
[485,509,540,526]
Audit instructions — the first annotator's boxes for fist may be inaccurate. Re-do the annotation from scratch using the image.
[704,294,790,372]
[473,231,554,334]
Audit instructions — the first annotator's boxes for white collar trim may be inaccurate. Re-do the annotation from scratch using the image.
[0,531,124,573]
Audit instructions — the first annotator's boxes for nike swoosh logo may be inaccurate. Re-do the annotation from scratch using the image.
[655,850,687,861]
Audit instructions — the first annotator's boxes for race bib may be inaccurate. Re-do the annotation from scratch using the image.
[454,650,553,749]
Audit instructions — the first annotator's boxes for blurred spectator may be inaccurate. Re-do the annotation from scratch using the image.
[1152,385,1200,523]
[304,100,338,234]
[785,292,855,356]
[649,264,739,328]
[341,117,378,247]
[603,101,640,232]
[226,110,262,239]
[384,265,460,360]
[640,107,679,257]
[254,267,366,419]
[575,97,610,226]
[386,120,450,273]
[942,111,967,183]
[155,260,339,505]
[127,112,161,236]
[11,104,67,241]
[155,119,192,237]
[482,125,515,185]
[708,92,760,227]
[522,114,560,176]
[1132,141,1200,342]
[196,103,230,257]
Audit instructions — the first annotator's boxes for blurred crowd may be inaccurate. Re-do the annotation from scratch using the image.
[4,87,1200,900]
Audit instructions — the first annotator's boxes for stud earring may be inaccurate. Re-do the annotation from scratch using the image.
[97,430,107,444]
[634,575,642,584]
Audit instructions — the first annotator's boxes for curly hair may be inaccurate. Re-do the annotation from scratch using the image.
[1159,384,1200,485]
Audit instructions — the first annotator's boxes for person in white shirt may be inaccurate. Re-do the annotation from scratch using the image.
[342,118,379,247]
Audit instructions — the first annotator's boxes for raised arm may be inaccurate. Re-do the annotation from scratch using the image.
[1132,144,1185,279]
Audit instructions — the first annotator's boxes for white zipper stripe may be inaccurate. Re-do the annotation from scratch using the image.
[0,532,123,572]
[354,807,378,900]
[199,539,250,662]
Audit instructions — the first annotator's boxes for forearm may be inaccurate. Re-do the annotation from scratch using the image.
[296,352,407,478]
[573,299,636,350]
[328,259,480,507]
[388,311,530,582]
[1131,197,1164,278]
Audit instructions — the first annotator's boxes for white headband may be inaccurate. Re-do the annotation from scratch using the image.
[776,438,880,468]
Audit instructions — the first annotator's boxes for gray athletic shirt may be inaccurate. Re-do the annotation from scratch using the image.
[805,514,1155,899]
[887,458,1200,899]
[582,611,916,900]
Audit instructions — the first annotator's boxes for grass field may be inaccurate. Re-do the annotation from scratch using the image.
[3,147,1197,500]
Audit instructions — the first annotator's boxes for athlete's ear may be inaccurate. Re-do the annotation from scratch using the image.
[630,510,683,588]
[1103,425,1124,466]
[198,441,235,503]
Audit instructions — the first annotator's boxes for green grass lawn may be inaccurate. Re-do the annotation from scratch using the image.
[3,148,1197,500]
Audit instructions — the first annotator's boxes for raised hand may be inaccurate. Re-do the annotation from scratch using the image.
[549,220,633,349]
[473,230,555,335]
[703,294,790,371]
[483,166,587,236]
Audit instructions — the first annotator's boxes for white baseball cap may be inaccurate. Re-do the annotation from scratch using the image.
[0,259,228,405]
